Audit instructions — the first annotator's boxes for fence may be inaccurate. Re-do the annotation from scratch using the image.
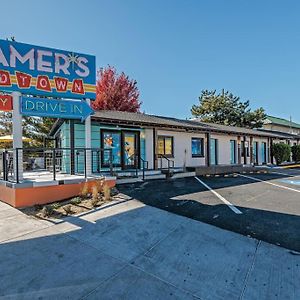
[0,147,113,183]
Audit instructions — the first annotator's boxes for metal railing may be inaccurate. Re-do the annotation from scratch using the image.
[126,153,149,180]
[159,154,175,173]
[1,147,113,183]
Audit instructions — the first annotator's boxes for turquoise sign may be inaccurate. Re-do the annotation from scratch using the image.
[20,97,94,121]
[0,39,96,99]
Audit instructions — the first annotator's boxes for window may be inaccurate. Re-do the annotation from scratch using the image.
[157,136,173,157]
[191,138,204,157]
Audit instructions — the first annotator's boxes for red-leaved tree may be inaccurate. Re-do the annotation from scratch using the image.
[92,66,141,112]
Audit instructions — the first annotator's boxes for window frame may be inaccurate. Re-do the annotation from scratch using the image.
[191,137,204,158]
[157,135,174,158]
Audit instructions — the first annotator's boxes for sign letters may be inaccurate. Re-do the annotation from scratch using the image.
[0,39,96,99]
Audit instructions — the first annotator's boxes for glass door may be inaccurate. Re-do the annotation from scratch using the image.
[210,138,218,165]
[230,140,236,164]
[123,132,139,169]
[101,130,121,167]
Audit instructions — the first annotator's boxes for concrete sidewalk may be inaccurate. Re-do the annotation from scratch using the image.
[0,197,299,300]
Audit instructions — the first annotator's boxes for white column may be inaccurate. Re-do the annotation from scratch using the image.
[85,98,92,176]
[12,91,23,182]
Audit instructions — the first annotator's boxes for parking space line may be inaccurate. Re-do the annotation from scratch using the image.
[238,173,300,193]
[269,171,299,177]
[194,176,243,215]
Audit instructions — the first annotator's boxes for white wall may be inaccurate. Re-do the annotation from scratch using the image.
[156,129,206,169]
[143,127,273,169]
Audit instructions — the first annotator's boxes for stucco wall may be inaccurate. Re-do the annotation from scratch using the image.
[156,129,206,169]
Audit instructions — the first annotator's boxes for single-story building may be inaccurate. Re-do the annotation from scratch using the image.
[49,110,290,173]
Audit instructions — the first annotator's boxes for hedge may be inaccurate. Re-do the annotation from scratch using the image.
[272,143,291,165]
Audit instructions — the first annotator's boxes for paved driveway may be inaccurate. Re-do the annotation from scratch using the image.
[0,193,299,299]
[120,170,300,251]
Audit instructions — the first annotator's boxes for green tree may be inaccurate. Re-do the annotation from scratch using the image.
[272,143,291,165]
[0,111,55,147]
[291,145,300,162]
[191,89,266,128]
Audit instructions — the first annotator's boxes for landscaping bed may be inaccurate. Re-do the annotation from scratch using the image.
[21,179,119,220]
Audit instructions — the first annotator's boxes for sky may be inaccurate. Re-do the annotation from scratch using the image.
[1,0,300,122]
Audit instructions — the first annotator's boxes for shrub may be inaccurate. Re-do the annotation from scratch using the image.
[291,145,300,162]
[103,184,111,201]
[70,197,82,205]
[41,205,53,217]
[91,185,100,207]
[80,183,89,198]
[63,204,72,215]
[272,143,291,165]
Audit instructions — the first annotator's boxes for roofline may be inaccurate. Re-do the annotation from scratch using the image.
[49,113,293,139]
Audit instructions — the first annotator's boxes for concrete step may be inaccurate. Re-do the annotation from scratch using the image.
[171,171,196,179]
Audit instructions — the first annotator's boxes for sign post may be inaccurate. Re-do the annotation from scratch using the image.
[12,91,23,182]
[85,99,92,176]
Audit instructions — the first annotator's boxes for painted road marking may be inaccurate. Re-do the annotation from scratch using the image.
[269,171,300,177]
[238,173,300,194]
[194,176,243,215]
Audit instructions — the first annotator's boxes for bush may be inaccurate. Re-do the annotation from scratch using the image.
[291,145,300,162]
[272,143,291,165]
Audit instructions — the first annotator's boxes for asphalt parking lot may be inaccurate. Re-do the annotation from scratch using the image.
[119,168,300,252]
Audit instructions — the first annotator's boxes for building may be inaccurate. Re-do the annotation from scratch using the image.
[50,111,290,173]
[261,116,300,146]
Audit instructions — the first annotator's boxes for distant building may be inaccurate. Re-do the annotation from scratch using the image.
[263,116,300,136]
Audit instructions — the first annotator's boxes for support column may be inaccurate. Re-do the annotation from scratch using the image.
[250,136,253,165]
[153,128,158,170]
[206,132,211,167]
[12,92,23,182]
[85,99,92,176]
[243,136,247,165]
[237,136,241,164]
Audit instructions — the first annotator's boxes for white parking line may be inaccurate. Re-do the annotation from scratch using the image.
[194,176,243,215]
[238,173,300,193]
[269,171,299,177]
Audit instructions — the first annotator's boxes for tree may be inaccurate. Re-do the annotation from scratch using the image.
[92,66,141,112]
[291,145,300,162]
[272,143,291,165]
[0,111,55,148]
[191,89,266,128]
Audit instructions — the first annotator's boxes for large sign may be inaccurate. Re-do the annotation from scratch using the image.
[20,97,94,121]
[0,39,96,99]
[0,94,13,111]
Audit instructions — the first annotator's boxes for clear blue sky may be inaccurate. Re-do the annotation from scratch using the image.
[1,0,300,122]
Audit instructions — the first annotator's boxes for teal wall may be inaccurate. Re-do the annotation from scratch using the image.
[57,121,146,173]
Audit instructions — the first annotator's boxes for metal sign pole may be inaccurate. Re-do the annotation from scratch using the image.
[85,98,92,177]
[12,91,23,182]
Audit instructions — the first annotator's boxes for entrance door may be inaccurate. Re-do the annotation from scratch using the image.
[261,142,267,164]
[230,140,236,164]
[122,131,139,169]
[210,138,218,165]
[253,142,258,165]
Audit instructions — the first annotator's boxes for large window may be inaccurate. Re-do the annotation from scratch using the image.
[192,138,204,157]
[101,131,121,166]
[157,136,174,157]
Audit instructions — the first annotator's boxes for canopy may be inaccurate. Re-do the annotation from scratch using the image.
[0,135,31,142]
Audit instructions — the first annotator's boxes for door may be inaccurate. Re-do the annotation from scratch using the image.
[253,142,258,165]
[210,138,218,165]
[101,130,122,168]
[122,131,140,169]
[261,142,267,164]
[230,140,236,164]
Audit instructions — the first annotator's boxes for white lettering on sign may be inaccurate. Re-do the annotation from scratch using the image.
[10,46,35,70]
[0,98,8,105]
[54,53,70,75]
[0,46,90,77]
[0,48,8,66]
[75,57,90,77]
[37,50,53,72]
